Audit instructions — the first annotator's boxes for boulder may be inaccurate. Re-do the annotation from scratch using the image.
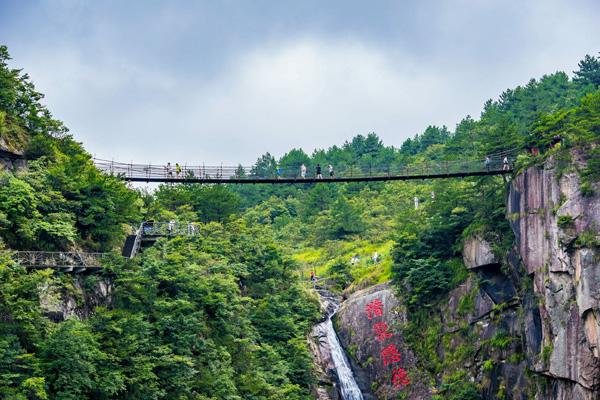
[463,235,499,269]
[334,283,431,400]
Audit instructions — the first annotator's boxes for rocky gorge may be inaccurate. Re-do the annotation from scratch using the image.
[309,152,600,399]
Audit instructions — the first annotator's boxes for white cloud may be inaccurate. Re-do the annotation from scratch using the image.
[22,38,460,165]
[5,0,600,167]
[188,39,449,163]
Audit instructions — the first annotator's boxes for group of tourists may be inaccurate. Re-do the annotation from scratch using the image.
[484,156,511,171]
[299,163,335,179]
[165,162,182,179]
[164,161,339,180]
[162,156,512,181]
[165,220,197,235]
[309,250,382,284]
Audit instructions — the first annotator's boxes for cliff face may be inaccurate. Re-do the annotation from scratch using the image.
[508,152,600,399]
[330,152,600,399]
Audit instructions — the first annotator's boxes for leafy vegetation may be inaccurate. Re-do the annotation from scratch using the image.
[1,44,600,399]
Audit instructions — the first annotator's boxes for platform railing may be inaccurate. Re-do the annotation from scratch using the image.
[139,221,201,237]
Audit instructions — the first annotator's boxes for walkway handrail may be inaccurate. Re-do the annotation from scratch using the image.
[3,221,203,268]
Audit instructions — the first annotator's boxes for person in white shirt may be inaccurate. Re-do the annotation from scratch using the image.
[372,251,379,264]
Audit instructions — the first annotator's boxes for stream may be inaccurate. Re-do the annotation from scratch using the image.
[314,290,364,400]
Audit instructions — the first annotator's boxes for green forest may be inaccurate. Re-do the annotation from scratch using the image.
[1,43,600,399]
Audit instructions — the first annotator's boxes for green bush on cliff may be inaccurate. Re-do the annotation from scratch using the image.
[434,370,482,400]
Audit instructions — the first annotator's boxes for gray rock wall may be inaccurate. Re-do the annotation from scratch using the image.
[508,153,600,398]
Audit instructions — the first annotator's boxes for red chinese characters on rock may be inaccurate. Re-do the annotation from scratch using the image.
[372,322,393,342]
[365,298,384,320]
[364,297,410,389]
[391,367,410,388]
[380,343,402,366]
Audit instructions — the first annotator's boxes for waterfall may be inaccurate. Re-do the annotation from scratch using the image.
[322,306,364,400]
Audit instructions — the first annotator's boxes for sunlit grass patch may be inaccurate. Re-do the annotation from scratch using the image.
[292,239,395,290]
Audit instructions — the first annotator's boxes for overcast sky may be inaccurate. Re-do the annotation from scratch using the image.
[1,1,599,165]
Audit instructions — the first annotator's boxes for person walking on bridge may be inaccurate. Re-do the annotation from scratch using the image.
[328,164,334,178]
[300,163,307,179]
[316,164,323,179]
[484,156,491,171]
[175,163,182,178]
[503,156,510,171]
[165,162,173,179]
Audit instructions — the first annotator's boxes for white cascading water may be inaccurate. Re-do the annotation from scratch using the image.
[323,306,364,400]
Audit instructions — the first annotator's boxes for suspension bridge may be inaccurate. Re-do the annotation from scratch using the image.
[93,154,515,184]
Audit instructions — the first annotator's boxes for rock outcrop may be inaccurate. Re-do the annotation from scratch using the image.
[0,146,25,172]
[39,276,112,321]
[463,235,499,269]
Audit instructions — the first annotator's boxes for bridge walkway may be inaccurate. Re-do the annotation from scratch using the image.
[4,251,109,273]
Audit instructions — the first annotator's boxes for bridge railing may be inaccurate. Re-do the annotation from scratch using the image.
[140,221,201,237]
[5,251,109,269]
[94,155,514,182]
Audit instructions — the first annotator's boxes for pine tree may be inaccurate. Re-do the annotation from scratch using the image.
[574,54,600,87]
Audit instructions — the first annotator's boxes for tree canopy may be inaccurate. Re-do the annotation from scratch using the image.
[1,44,600,399]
